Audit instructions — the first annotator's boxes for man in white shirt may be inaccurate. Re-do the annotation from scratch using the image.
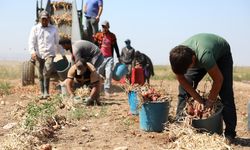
[28,10,66,99]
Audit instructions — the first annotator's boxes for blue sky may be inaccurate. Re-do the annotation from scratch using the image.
[0,0,250,66]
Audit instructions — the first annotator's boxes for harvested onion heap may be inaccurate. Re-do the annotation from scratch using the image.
[51,1,72,11]
[132,84,171,103]
[75,86,90,99]
[50,1,72,40]
[51,13,72,26]
[185,97,222,120]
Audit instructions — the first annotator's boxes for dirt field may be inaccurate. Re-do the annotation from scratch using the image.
[0,78,250,150]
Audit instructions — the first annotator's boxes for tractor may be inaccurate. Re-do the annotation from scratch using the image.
[22,0,86,86]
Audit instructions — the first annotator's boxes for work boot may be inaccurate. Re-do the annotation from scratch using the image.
[95,99,102,106]
[43,78,50,99]
[39,79,45,100]
[85,97,94,106]
[224,135,235,145]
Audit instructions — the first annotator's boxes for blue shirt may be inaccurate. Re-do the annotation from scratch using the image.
[85,0,103,17]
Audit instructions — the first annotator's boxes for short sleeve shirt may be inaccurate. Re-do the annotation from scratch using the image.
[85,0,103,17]
[72,40,101,64]
[182,33,230,70]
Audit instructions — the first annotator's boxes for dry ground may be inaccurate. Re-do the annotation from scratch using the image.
[0,78,250,150]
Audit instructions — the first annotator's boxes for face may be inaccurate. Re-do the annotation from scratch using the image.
[76,62,87,75]
[61,44,72,51]
[188,55,196,68]
[40,18,49,27]
[102,25,109,33]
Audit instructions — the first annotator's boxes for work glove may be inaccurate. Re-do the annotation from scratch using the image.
[84,97,94,106]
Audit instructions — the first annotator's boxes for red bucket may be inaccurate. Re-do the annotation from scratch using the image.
[131,67,145,85]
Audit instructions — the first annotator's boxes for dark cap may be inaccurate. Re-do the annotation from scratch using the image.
[101,20,110,28]
[125,39,131,44]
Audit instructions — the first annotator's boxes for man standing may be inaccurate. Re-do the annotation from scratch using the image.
[29,10,66,99]
[66,58,101,106]
[84,0,103,41]
[169,33,237,144]
[93,20,120,96]
[120,39,135,81]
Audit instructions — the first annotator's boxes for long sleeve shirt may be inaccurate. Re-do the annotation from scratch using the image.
[93,31,120,58]
[28,23,65,59]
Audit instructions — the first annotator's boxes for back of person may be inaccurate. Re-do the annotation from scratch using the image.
[72,40,102,63]
[182,33,230,70]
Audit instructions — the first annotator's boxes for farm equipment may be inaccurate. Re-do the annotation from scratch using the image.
[22,0,85,86]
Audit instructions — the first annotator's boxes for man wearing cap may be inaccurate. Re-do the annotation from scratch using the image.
[66,58,101,106]
[84,0,103,41]
[120,39,135,81]
[28,10,66,99]
[93,20,120,97]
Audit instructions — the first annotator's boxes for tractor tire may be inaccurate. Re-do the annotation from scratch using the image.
[22,61,35,86]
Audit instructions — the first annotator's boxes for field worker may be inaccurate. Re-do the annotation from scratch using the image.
[59,39,105,76]
[84,0,103,41]
[133,51,154,84]
[169,33,236,144]
[28,10,66,99]
[120,39,135,81]
[66,58,101,106]
[93,20,121,97]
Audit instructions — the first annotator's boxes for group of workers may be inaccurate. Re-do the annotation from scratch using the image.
[28,0,237,144]
[28,9,154,105]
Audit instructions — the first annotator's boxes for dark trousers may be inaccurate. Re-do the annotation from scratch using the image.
[177,52,237,137]
[86,17,99,42]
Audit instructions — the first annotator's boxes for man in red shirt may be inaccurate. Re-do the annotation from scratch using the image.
[93,20,120,96]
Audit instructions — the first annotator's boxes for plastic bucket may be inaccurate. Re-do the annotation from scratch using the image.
[131,67,145,85]
[55,58,70,81]
[192,106,223,134]
[139,101,169,132]
[248,101,250,131]
[113,63,128,81]
[128,91,139,115]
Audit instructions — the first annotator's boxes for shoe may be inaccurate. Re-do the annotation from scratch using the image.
[95,99,102,106]
[85,97,94,106]
[38,94,44,100]
[43,93,50,99]
[225,135,235,145]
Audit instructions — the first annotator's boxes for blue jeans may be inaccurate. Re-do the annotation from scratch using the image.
[177,52,236,137]
[99,57,114,92]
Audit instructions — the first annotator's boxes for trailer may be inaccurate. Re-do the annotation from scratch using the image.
[22,0,85,86]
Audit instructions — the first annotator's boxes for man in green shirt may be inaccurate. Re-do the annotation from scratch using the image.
[169,33,236,143]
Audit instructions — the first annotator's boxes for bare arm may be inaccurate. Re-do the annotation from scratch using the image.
[83,4,87,14]
[207,64,223,101]
[96,6,103,20]
[66,78,75,97]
